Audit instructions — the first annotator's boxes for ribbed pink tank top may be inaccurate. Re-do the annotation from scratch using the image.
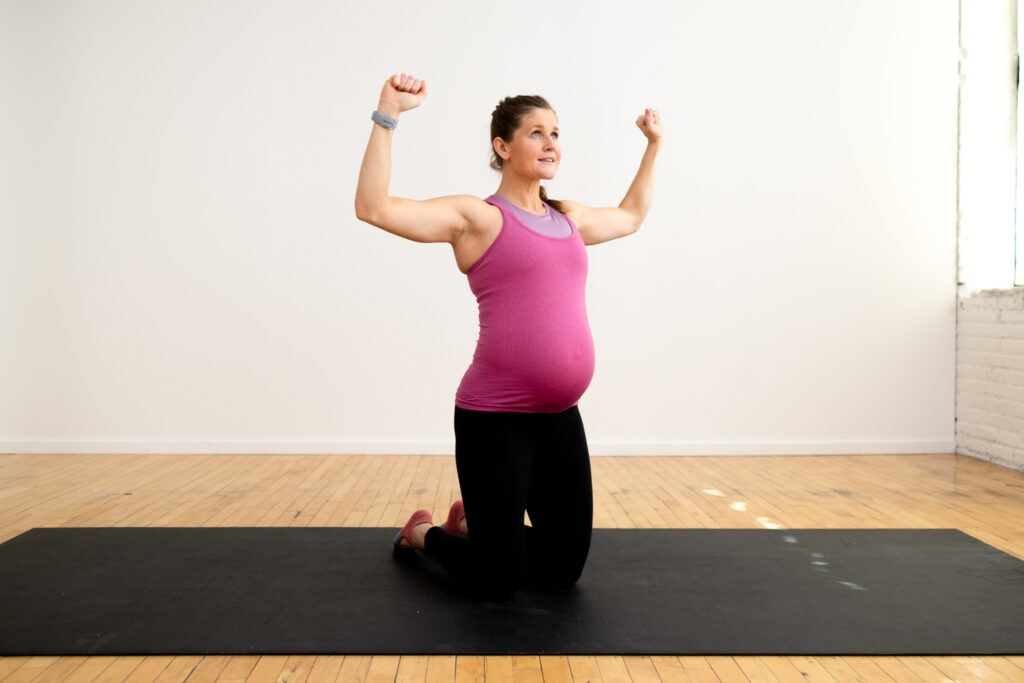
[455,197,595,413]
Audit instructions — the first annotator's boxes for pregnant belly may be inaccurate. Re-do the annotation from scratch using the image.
[456,327,595,413]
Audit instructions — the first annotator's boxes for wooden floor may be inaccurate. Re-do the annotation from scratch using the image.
[1,452,1023,682]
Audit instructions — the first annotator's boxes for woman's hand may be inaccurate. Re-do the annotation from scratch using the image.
[635,107,663,143]
[377,73,428,117]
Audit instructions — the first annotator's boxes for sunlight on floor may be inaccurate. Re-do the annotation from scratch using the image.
[702,489,785,529]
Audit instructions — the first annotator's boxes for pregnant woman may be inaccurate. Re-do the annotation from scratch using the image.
[355,73,662,602]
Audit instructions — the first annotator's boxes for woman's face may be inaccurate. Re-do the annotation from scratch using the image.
[496,108,560,180]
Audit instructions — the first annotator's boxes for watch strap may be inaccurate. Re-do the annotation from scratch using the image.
[371,110,398,130]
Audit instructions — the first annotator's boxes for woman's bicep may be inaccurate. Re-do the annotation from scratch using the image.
[565,202,640,246]
[359,195,478,244]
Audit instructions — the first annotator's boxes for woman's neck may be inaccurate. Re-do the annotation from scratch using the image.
[494,178,545,214]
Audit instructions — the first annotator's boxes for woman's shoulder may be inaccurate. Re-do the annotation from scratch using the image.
[422,194,500,225]
[437,194,502,238]
[438,193,498,210]
[554,199,585,222]
[462,194,503,226]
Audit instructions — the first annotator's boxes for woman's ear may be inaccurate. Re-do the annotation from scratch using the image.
[493,137,510,162]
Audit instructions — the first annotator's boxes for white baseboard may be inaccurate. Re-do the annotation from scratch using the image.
[587,439,955,455]
[0,439,457,456]
[1,438,955,456]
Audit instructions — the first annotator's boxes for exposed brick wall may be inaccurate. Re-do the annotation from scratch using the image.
[956,288,1024,470]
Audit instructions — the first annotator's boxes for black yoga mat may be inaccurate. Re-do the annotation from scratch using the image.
[1,527,1022,656]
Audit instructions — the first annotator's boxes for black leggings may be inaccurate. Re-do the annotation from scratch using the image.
[423,405,593,601]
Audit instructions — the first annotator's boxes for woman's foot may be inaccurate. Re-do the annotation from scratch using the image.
[393,509,433,552]
[442,499,468,536]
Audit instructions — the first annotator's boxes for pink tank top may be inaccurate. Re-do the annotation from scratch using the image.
[455,197,595,413]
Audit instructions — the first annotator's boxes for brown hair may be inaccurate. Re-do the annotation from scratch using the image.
[489,95,564,213]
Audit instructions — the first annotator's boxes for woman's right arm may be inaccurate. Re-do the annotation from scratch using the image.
[354,74,479,245]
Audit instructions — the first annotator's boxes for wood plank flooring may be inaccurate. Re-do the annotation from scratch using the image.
[1,452,1022,682]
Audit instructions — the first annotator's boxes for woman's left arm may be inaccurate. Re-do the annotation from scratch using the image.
[565,108,663,246]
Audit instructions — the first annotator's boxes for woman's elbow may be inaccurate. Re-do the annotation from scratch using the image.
[621,215,644,238]
[354,204,371,224]
[354,197,382,225]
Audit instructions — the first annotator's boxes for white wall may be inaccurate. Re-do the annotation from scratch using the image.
[1,0,960,455]
[957,289,1024,470]
[957,0,1018,294]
